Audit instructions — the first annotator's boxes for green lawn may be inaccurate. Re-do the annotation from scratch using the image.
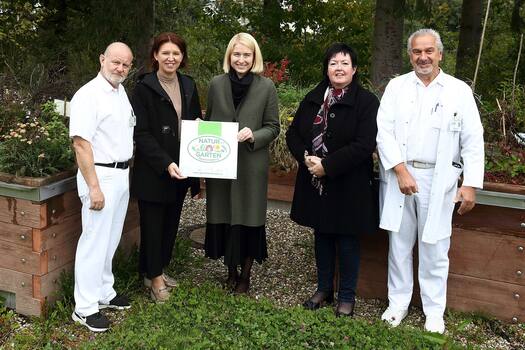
[1,239,522,349]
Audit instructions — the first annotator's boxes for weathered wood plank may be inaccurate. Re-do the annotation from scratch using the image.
[453,204,525,237]
[34,261,74,300]
[119,226,140,255]
[122,201,139,233]
[447,273,524,323]
[483,182,525,196]
[45,190,81,226]
[34,213,82,252]
[267,183,294,202]
[357,257,525,322]
[0,196,45,228]
[450,228,525,285]
[0,267,33,298]
[15,294,43,317]
[0,240,46,275]
[46,236,78,273]
[357,258,388,300]
[0,221,32,248]
[360,230,389,260]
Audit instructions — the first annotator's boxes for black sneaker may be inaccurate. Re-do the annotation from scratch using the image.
[72,311,110,332]
[98,294,131,310]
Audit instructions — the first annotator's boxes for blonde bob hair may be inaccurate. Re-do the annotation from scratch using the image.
[222,33,264,74]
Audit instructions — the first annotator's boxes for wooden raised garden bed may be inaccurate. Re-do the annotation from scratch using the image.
[267,170,524,323]
[0,173,139,316]
[358,182,524,323]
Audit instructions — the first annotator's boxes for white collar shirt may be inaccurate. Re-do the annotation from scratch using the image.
[406,70,445,164]
[69,73,134,163]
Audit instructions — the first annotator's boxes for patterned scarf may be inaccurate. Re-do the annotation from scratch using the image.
[310,85,348,194]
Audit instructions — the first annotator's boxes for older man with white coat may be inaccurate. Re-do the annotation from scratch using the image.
[376,28,484,334]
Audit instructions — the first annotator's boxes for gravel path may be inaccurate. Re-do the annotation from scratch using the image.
[177,198,524,350]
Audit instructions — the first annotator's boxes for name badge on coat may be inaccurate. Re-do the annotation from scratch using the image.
[449,112,461,132]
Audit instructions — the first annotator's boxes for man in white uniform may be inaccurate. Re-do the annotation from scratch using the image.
[376,29,484,334]
[69,42,135,332]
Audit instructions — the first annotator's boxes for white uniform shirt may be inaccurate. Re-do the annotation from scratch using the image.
[376,70,485,242]
[69,73,134,163]
[406,71,444,164]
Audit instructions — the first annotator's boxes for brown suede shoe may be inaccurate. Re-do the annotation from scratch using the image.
[144,274,177,290]
[150,286,170,303]
[162,273,178,288]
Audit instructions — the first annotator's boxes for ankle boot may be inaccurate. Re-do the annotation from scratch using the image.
[335,301,355,317]
[234,258,253,294]
[234,277,250,294]
[224,265,239,291]
[303,291,335,310]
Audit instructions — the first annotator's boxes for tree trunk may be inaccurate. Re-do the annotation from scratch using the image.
[455,0,483,81]
[259,0,283,61]
[370,0,405,93]
[262,0,282,37]
[131,0,155,76]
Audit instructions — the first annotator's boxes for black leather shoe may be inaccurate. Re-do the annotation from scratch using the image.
[302,291,334,310]
[335,301,355,317]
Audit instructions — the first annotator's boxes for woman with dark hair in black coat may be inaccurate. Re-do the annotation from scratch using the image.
[286,43,379,317]
[131,32,201,302]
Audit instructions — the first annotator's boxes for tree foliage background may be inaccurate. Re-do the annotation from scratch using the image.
[0,0,524,105]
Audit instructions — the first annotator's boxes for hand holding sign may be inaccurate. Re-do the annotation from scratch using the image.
[179,120,239,179]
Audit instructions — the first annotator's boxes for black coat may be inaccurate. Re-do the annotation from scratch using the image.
[131,71,202,202]
[286,79,379,235]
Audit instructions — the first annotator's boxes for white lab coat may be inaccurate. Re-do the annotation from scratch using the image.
[377,71,484,244]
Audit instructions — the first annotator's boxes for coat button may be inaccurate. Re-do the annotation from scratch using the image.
[329,113,336,118]
[326,131,332,139]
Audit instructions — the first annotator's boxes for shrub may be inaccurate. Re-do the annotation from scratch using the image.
[0,304,18,346]
[270,106,297,172]
[263,58,290,86]
[481,81,525,184]
[0,101,75,177]
[277,83,313,110]
[485,142,525,184]
[269,83,315,172]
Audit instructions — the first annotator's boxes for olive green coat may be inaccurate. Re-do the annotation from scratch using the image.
[205,74,279,226]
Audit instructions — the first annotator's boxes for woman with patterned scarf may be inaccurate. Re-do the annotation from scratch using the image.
[286,43,379,317]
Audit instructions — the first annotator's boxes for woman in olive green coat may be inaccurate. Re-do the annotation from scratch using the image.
[204,33,279,294]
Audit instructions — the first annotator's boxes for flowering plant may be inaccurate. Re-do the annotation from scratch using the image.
[263,58,290,85]
[0,101,75,177]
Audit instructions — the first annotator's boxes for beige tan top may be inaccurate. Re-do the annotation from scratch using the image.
[157,71,182,139]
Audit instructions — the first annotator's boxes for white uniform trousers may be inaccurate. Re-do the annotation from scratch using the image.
[387,165,451,317]
[74,166,130,316]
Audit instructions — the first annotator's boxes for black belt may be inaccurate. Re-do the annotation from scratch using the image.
[95,161,129,169]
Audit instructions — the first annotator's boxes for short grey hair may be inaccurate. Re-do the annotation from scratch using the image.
[407,28,444,54]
